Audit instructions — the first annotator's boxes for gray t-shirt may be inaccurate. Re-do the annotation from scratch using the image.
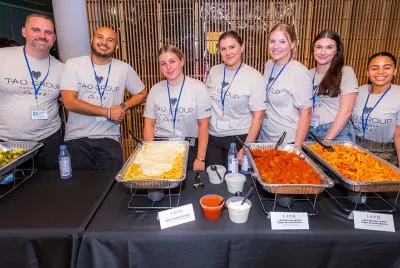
[262,59,313,143]
[206,64,266,137]
[144,76,211,138]
[308,66,358,125]
[0,46,64,141]
[60,55,145,141]
[352,84,400,143]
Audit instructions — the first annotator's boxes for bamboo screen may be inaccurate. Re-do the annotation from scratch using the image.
[86,0,400,160]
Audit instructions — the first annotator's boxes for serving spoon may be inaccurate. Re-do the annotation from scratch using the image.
[240,186,254,205]
[210,165,223,182]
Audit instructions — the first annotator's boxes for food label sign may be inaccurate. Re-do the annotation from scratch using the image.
[270,212,309,230]
[353,211,395,232]
[158,204,196,229]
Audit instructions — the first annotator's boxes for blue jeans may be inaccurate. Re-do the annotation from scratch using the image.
[307,121,355,142]
[66,137,123,170]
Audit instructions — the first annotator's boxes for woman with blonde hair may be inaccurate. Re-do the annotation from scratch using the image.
[143,45,211,170]
[260,23,312,148]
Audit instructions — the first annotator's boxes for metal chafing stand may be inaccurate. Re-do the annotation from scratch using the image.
[303,141,400,219]
[0,141,43,199]
[115,140,189,213]
[246,143,334,217]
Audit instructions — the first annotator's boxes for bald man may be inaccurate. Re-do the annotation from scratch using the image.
[0,13,64,170]
[60,27,147,170]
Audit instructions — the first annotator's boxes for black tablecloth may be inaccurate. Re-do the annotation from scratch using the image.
[77,171,400,268]
[0,170,115,268]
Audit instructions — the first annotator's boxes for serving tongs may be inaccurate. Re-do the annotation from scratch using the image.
[235,135,259,158]
[308,132,334,152]
[128,130,144,146]
[275,131,287,149]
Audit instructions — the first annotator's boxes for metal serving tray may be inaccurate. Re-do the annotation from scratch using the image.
[303,141,400,192]
[115,140,189,189]
[0,141,43,176]
[246,143,334,194]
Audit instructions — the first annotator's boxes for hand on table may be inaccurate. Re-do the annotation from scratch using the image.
[193,159,205,171]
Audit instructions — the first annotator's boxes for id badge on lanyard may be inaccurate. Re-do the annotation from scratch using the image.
[23,46,50,109]
[30,105,48,120]
[216,120,230,130]
[310,114,320,128]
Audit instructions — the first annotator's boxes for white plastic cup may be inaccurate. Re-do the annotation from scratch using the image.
[224,173,246,194]
[206,165,226,184]
[226,196,252,224]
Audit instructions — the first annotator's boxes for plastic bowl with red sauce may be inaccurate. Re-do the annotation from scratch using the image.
[200,194,224,220]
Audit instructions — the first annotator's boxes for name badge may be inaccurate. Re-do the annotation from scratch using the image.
[158,204,196,229]
[30,105,48,120]
[95,116,107,122]
[353,211,395,232]
[310,114,320,127]
[216,120,230,130]
[270,212,310,230]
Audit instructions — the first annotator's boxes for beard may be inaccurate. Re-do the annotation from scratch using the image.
[91,42,115,59]
[30,38,52,52]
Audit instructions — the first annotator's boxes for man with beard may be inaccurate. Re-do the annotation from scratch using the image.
[0,14,64,170]
[60,27,147,170]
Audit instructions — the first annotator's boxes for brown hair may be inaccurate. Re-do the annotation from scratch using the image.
[157,45,184,60]
[269,23,298,58]
[312,30,344,97]
[25,13,55,29]
[217,30,244,48]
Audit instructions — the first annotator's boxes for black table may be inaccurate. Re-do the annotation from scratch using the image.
[76,171,400,268]
[0,170,115,268]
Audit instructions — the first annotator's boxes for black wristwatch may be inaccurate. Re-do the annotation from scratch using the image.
[119,103,128,110]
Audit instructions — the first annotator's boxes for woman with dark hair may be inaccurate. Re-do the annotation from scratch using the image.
[260,23,312,148]
[352,52,400,167]
[205,30,266,166]
[308,30,358,142]
[143,45,211,170]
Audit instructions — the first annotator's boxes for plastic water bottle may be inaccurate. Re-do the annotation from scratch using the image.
[59,145,72,179]
[228,143,238,173]
[241,141,251,175]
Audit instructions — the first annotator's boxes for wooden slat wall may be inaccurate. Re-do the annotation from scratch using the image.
[86,0,400,160]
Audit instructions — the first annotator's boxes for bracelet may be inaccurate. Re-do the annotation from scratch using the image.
[196,157,205,162]
[107,108,111,120]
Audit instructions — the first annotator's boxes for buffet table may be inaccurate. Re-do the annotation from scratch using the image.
[0,170,115,268]
[76,171,400,268]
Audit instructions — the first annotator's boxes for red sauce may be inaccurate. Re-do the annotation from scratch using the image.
[200,195,223,221]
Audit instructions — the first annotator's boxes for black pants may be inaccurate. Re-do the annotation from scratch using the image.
[66,137,123,171]
[205,134,247,167]
[35,129,64,170]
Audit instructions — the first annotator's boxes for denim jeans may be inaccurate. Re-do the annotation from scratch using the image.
[307,121,355,142]
[66,137,123,170]
[356,136,398,167]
